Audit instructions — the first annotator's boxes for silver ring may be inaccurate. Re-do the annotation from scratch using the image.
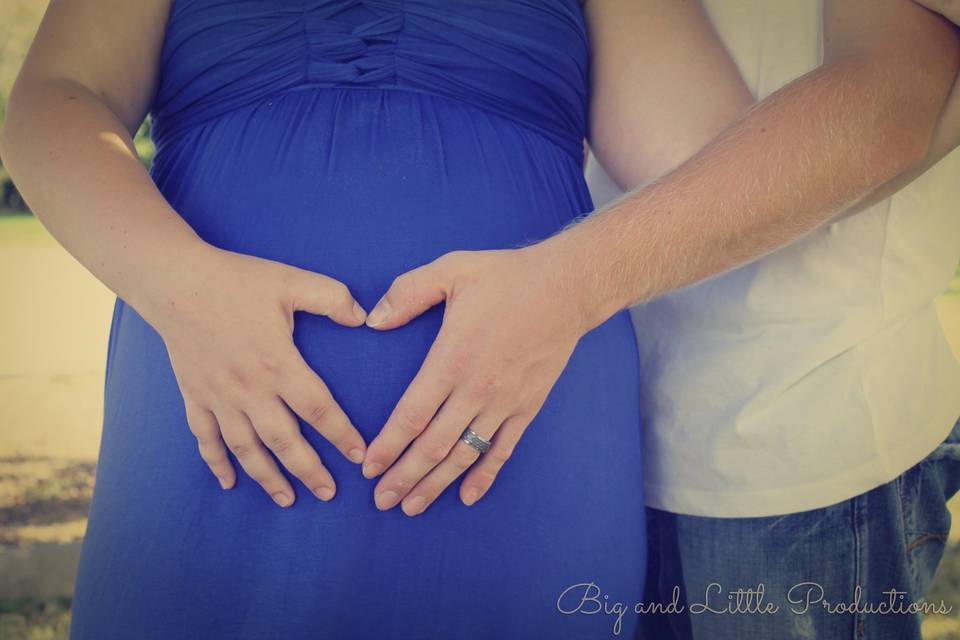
[460,427,491,454]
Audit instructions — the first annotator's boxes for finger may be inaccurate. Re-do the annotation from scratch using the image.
[362,344,454,479]
[459,413,531,506]
[217,408,298,507]
[365,259,450,330]
[372,389,479,511]
[185,399,236,490]
[245,395,338,502]
[282,265,367,327]
[400,411,505,517]
[278,346,367,464]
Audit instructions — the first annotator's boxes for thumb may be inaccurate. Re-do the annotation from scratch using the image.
[366,260,450,330]
[283,266,367,327]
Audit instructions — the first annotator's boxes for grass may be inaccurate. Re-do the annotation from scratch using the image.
[948,270,960,296]
[0,596,72,640]
[0,210,46,246]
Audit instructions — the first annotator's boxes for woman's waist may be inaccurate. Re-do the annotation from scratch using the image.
[150,84,591,215]
[152,110,591,285]
[152,81,588,167]
[171,185,575,305]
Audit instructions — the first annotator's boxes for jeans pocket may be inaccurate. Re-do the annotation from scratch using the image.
[924,417,960,502]
[897,417,960,597]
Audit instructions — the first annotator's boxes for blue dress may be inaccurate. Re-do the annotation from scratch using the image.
[70,1,647,638]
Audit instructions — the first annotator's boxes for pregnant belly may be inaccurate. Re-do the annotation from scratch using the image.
[147,86,599,447]
[82,90,645,639]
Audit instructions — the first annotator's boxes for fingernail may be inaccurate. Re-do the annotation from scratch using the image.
[314,486,335,501]
[375,490,399,510]
[217,477,230,490]
[363,462,384,479]
[272,491,292,507]
[365,298,392,327]
[348,448,365,464]
[405,495,427,516]
[463,488,480,506]
[352,301,367,323]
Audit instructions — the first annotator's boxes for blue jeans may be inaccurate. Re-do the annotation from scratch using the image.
[637,416,960,640]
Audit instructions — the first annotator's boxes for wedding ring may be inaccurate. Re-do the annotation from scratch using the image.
[460,427,491,454]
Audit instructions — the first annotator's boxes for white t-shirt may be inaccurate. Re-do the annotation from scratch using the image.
[585,0,960,518]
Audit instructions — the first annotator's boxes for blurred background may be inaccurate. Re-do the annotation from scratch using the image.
[1,2,959,639]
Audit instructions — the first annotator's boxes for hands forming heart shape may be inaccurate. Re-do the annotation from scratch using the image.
[149,241,590,517]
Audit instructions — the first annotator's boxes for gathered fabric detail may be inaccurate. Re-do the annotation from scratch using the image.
[150,0,589,162]
[302,2,403,85]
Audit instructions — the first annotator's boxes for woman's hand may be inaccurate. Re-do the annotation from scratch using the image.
[142,244,369,507]
[360,246,590,516]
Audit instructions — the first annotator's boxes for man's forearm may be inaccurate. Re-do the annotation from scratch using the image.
[541,47,959,332]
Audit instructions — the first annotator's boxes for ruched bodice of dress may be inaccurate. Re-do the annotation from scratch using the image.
[150,0,590,162]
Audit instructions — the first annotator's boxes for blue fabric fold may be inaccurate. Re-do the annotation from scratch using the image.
[150,0,589,162]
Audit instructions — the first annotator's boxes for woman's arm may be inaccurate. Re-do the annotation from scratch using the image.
[588,0,960,222]
[836,53,960,219]
[584,0,754,190]
[0,0,369,506]
[0,0,200,314]
[842,0,960,214]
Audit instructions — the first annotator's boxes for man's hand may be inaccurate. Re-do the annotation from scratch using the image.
[359,247,587,516]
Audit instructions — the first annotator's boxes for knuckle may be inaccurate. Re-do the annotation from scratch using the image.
[451,443,480,470]
[393,270,424,304]
[193,431,215,447]
[256,352,283,377]
[305,402,329,426]
[332,281,351,303]
[383,475,414,495]
[277,263,295,288]
[228,439,256,458]
[440,250,467,267]
[471,465,498,485]
[394,477,414,493]
[488,445,513,466]
[186,419,215,438]
[391,272,412,296]
[469,373,500,400]
[444,349,473,378]
[205,449,229,465]
[395,406,429,437]
[229,361,275,391]
[203,450,229,468]
[415,439,449,465]
[302,468,331,488]
[195,440,220,463]
[243,464,272,483]
[257,478,286,492]
[265,431,296,454]
[276,266,302,301]
[227,364,251,389]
